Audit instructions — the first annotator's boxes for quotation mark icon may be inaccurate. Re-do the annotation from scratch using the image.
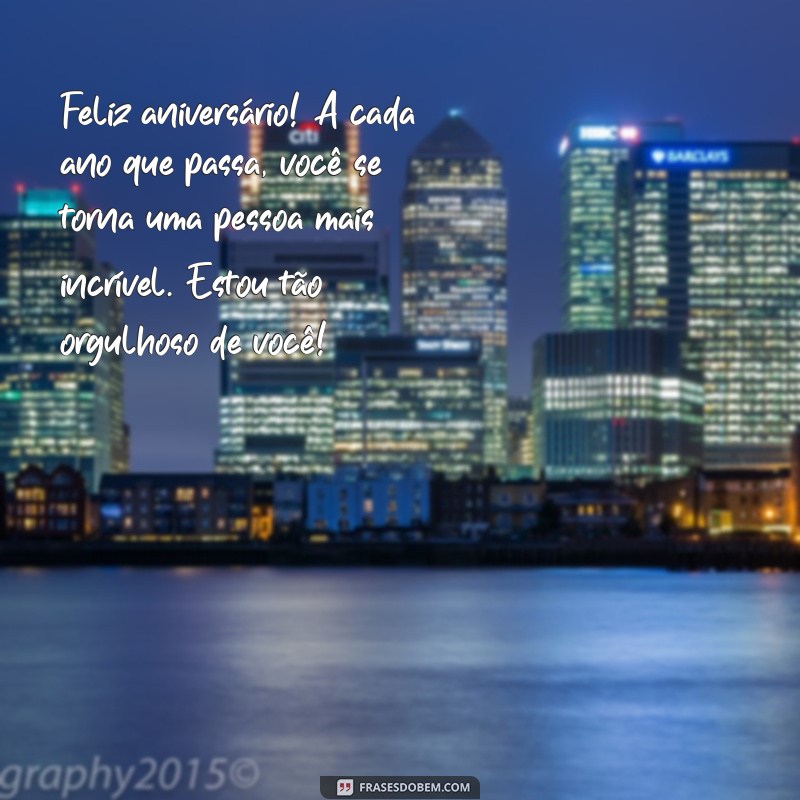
[337,778,354,796]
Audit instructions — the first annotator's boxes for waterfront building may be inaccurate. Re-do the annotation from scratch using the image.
[98,473,259,542]
[644,467,792,536]
[429,473,491,538]
[6,464,86,539]
[489,481,543,534]
[702,468,792,535]
[547,483,639,537]
[272,476,306,538]
[306,465,430,535]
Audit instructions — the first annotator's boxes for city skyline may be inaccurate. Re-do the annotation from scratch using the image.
[4,0,800,471]
[4,9,800,800]
[7,119,800,483]
[8,121,800,479]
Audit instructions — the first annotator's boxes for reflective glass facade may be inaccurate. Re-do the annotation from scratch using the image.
[560,122,684,330]
[333,336,484,477]
[623,143,800,466]
[532,330,703,481]
[401,114,507,468]
[217,233,390,476]
[0,189,127,490]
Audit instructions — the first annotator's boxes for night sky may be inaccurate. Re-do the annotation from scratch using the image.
[4,0,800,471]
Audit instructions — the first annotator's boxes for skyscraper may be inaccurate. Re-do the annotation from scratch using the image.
[559,121,684,330]
[532,329,703,482]
[217,232,390,476]
[240,120,367,222]
[333,336,484,476]
[0,188,127,490]
[402,113,507,468]
[621,141,800,467]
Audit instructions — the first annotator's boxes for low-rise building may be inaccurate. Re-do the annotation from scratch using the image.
[7,465,86,539]
[98,473,257,542]
[273,476,306,538]
[430,473,491,538]
[306,465,430,537]
[643,467,793,536]
[702,468,791,536]
[251,480,274,540]
[490,481,543,534]
[547,483,639,537]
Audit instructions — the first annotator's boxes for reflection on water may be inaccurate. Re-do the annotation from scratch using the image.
[0,568,798,800]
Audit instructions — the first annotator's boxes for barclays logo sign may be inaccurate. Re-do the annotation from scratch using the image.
[649,147,732,167]
[651,149,667,164]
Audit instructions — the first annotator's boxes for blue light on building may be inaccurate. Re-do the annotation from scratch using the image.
[648,147,732,167]
[18,188,77,217]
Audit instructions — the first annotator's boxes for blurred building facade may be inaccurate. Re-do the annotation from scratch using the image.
[532,329,703,482]
[6,464,86,539]
[98,473,262,541]
[507,396,534,479]
[0,188,127,491]
[306,465,429,535]
[621,141,800,468]
[217,232,390,476]
[429,473,491,538]
[333,335,484,477]
[241,120,367,221]
[559,121,684,330]
[402,114,508,469]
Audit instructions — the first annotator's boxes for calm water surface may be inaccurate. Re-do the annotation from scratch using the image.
[0,568,798,800]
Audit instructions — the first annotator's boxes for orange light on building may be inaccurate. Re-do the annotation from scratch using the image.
[251,505,274,541]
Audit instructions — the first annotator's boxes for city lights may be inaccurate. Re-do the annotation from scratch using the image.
[402,115,508,468]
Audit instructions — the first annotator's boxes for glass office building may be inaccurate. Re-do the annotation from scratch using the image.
[560,121,684,330]
[401,113,508,469]
[0,188,127,490]
[333,336,484,477]
[622,142,800,466]
[241,120,367,222]
[216,232,390,476]
[532,329,703,481]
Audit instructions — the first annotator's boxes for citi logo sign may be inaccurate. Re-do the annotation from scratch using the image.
[288,127,321,146]
[649,148,731,166]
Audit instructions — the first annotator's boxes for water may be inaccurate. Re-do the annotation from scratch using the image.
[0,568,798,800]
